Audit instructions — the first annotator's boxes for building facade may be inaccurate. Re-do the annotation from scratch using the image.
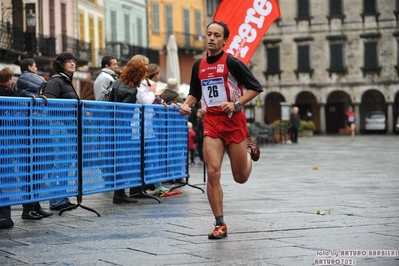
[249,0,399,134]
[147,0,207,84]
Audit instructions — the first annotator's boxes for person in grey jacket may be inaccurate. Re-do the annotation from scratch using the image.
[93,56,118,100]
[42,52,78,211]
[15,58,46,97]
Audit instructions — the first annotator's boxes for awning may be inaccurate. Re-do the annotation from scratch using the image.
[0,62,21,75]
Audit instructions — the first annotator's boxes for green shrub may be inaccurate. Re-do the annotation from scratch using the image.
[272,120,289,134]
[299,120,316,131]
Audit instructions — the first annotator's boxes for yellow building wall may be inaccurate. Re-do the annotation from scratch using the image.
[148,0,206,50]
[148,0,207,84]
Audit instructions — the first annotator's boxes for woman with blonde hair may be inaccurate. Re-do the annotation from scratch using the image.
[130,54,164,104]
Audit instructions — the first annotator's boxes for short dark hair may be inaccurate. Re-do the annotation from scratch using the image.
[207,21,230,39]
[20,58,35,72]
[101,56,116,68]
[52,52,76,73]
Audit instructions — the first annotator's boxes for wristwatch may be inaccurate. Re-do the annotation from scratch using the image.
[234,101,243,111]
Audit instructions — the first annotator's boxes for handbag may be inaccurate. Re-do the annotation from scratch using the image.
[0,206,14,229]
[98,80,115,102]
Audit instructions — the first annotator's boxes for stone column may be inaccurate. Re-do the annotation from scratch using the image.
[387,102,393,134]
[354,104,360,135]
[319,103,326,134]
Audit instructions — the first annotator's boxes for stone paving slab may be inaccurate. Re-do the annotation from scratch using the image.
[0,135,398,265]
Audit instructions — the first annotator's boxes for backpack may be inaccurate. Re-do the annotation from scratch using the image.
[98,80,115,102]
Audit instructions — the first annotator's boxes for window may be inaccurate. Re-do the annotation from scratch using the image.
[297,45,310,71]
[152,3,160,33]
[89,16,95,65]
[363,0,376,15]
[137,18,143,47]
[361,41,381,76]
[329,44,344,71]
[364,42,378,69]
[296,0,312,25]
[50,0,55,36]
[195,10,201,37]
[329,0,342,16]
[361,0,379,22]
[98,19,104,50]
[79,11,85,41]
[297,0,310,19]
[110,11,117,43]
[263,46,282,80]
[295,45,313,78]
[207,0,221,16]
[166,5,173,37]
[267,47,280,73]
[183,8,190,47]
[124,14,130,44]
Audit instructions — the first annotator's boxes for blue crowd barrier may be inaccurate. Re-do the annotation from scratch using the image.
[0,97,79,207]
[0,97,189,208]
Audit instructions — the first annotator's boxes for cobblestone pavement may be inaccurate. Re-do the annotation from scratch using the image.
[1,135,398,266]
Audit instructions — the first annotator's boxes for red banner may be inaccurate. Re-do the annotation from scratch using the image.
[212,0,281,65]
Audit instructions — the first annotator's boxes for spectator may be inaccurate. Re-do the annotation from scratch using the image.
[0,68,15,227]
[42,52,79,211]
[0,67,15,96]
[188,121,196,165]
[160,77,183,105]
[93,56,118,100]
[110,58,150,204]
[289,106,300,144]
[306,108,313,121]
[195,108,204,163]
[16,59,53,219]
[0,67,53,220]
[131,54,164,104]
[15,58,46,97]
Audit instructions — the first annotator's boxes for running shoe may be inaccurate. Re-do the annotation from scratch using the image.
[208,224,228,239]
[247,141,260,161]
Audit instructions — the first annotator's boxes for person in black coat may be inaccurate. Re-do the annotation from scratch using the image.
[289,106,300,144]
[42,53,78,211]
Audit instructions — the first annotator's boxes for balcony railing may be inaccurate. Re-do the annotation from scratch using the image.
[104,42,160,65]
[62,35,92,64]
[0,22,91,65]
[165,31,205,54]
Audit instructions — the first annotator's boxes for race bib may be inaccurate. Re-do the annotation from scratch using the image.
[201,77,228,107]
[348,116,354,122]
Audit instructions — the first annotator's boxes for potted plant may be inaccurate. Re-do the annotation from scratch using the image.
[299,120,316,137]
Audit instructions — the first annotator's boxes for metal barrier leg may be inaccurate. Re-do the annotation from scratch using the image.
[129,185,161,203]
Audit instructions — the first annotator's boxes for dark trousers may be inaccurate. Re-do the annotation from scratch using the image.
[290,128,298,143]
[189,149,195,163]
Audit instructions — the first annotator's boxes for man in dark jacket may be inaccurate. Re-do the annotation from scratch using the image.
[42,52,78,211]
[15,58,46,97]
[289,106,300,144]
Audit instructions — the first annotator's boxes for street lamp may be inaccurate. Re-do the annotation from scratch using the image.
[25,9,36,54]
[26,9,36,28]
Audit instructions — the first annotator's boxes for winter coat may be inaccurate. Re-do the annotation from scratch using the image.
[43,73,79,99]
[111,79,138,103]
[0,83,15,97]
[15,71,45,97]
[93,68,117,100]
